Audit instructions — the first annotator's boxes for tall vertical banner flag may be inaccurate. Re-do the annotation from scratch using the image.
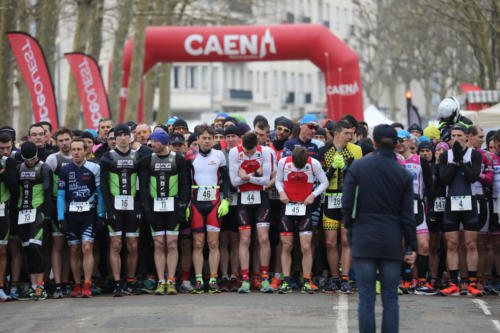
[65,53,111,130]
[6,32,59,129]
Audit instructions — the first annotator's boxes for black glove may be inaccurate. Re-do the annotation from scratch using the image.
[452,141,463,163]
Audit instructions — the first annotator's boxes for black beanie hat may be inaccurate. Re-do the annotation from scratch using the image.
[114,123,131,137]
[21,141,37,160]
[224,125,241,137]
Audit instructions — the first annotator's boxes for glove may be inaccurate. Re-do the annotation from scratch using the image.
[332,154,345,169]
[218,199,229,218]
[186,206,190,221]
[452,141,463,163]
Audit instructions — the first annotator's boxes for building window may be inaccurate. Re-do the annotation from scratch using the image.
[335,6,340,30]
[213,67,218,94]
[256,71,261,93]
[239,68,244,90]
[298,73,304,106]
[272,70,278,96]
[201,66,208,90]
[248,70,253,91]
[263,72,268,99]
[317,0,322,23]
[185,66,197,89]
[281,71,287,104]
[171,65,180,89]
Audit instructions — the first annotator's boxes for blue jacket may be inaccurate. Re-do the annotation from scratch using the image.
[342,148,417,261]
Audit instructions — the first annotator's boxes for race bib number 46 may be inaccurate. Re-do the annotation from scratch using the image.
[285,203,306,216]
[114,195,134,211]
[327,194,342,209]
[153,197,174,212]
[241,191,261,205]
[69,201,90,212]
[450,196,472,212]
[18,209,36,225]
[197,188,216,201]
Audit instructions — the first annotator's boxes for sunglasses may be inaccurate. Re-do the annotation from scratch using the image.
[174,127,188,133]
[136,130,150,136]
[397,138,408,143]
[276,126,291,133]
[306,124,318,130]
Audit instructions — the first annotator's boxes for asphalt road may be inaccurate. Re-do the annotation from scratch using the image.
[1,292,499,333]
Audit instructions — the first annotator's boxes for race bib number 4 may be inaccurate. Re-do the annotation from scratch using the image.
[434,197,446,212]
[197,188,216,201]
[0,202,4,217]
[69,201,90,212]
[285,203,306,216]
[327,194,342,209]
[241,191,261,205]
[153,197,174,212]
[114,195,134,211]
[18,209,36,225]
[450,196,472,212]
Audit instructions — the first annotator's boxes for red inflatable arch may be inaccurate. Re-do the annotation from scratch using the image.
[119,24,363,122]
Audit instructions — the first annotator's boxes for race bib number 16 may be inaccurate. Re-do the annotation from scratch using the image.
[115,195,134,211]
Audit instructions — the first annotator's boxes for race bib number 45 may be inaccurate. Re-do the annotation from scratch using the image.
[285,203,306,216]
[241,191,261,205]
[197,188,216,201]
[18,209,36,225]
[114,195,134,211]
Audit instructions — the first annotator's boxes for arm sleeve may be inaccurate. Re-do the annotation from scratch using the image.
[228,148,246,187]
[462,150,482,183]
[401,174,418,251]
[57,189,65,221]
[45,154,57,172]
[177,155,190,205]
[93,164,105,217]
[421,157,434,204]
[341,163,358,229]
[99,154,113,213]
[312,159,329,197]
[438,151,457,185]
[42,165,54,219]
[139,156,152,212]
[248,150,271,186]
[275,159,286,193]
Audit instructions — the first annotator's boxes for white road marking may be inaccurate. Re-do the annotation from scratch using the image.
[472,299,491,316]
[333,294,348,333]
[492,320,500,332]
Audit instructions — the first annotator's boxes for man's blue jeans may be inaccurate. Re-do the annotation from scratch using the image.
[354,258,401,333]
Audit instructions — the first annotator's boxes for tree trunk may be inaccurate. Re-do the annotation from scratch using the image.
[123,0,149,122]
[16,0,33,133]
[88,0,104,62]
[108,0,134,122]
[65,0,93,128]
[0,0,18,127]
[38,0,60,76]
[157,63,171,124]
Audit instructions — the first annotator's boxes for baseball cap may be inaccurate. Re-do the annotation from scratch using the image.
[300,114,319,125]
[170,133,185,145]
[397,129,411,139]
[166,116,178,125]
[373,124,398,143]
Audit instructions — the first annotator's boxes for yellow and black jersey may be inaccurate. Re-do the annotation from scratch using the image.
[317,142,362,192]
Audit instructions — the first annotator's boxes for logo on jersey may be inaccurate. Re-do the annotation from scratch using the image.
[208,160,217,165]
[117,159,134,167]
[154,162,172,170]
[20,171,36,179]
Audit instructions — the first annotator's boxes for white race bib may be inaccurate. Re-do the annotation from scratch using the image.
[285,202,306,216]
[434,197,446,212]
[114,195,134,210]
[229,193,238,206]
[413,200,419,215]
[268,187,280,200]
[197,188,216,201]
[69,201,90,212]
[153,197,174,212]
[18,209,36,225]
[241,191,261,205]
[450,196,472,212]
[327,194,342,209]
[0,202,5,217]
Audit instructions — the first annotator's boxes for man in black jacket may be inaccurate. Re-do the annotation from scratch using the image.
[342,124,417,333]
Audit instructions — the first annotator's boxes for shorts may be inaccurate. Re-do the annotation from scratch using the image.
[268,200,282,246]
[322,205,343,231]
[237,191,270,231]
[108,210,139,237]
[428,212,443,233]
[63,211,96,245]
[443,196,480,232]
[221,206,238,233]
[415,199,428,235]
[190,190,221,233]
[179,226,192,239]
[279,204,312,236]
[18,209,44,247]
[478,198,490,234]
[150,211,179,236]
[0,216,9,245]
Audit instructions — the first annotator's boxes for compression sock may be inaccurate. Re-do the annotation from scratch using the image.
[416,255,429,280]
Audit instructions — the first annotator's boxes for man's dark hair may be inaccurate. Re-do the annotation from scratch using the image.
[0,132,12,144]
[494,129,500,143]
[38,121,52,133]
[107,128,114,136]
[390,122,404,130]
[451,124,466,134]
[71,137,88,151]
[469,125,481,136]
[29,123,45,135]
[333,120,351,134]
[255,121,270,133]
[55,126,73,139]
[196,123,215,137]
[223,117,237,126]
[340,114,358,129]
[242,133,258,150]
[355,125,368,139]
[378,137,395,150]
[359,137,374,155]
[292,146,308,169]
[358,121,368,130]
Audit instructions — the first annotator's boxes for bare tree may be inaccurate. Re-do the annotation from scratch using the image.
[0,0,18,127]
[88,0,104,62]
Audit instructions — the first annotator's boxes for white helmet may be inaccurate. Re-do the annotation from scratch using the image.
[438,96,460,121]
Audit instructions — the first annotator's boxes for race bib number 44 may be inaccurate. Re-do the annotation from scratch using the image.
[285,203,306,216]
[69,201,90,212]
[18,209,36,225]
[153,197,174,212]
[450,196,472,212]
[241,191,261,205]
[114,195,134,211]
[197,188,216,201]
